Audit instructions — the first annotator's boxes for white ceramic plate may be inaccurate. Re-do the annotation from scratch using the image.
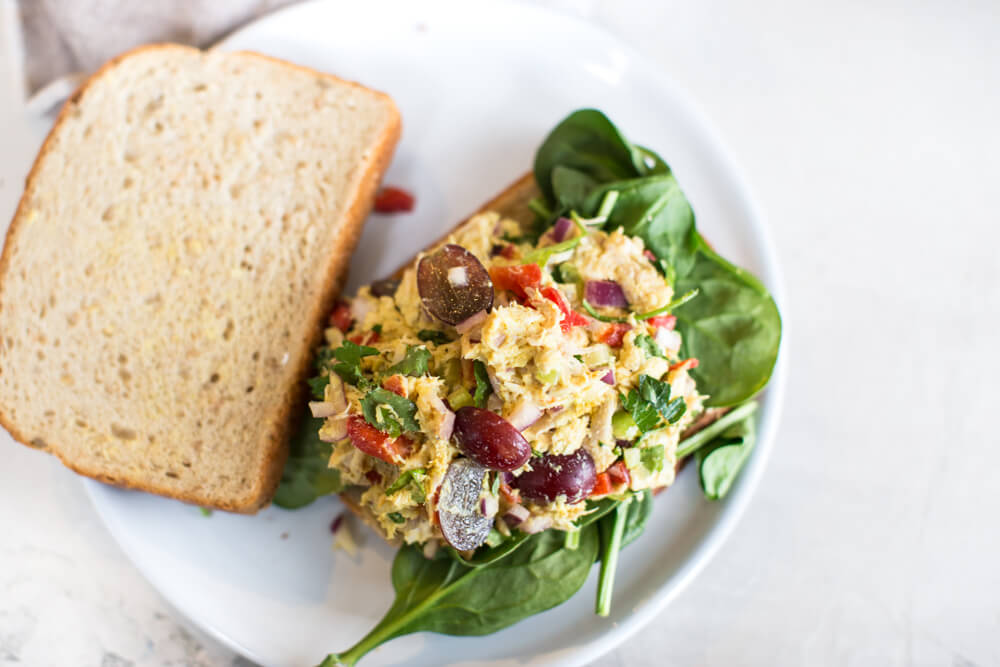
[31,1,787,665]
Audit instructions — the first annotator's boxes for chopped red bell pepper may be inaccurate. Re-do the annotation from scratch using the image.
[382,374,406,397]
[597,322,632,347]
[590,472,613,497]
[499,480,521,506]
[647,314,677,330]
[489,264,542,301]
[349,331,380,345]
[373,186,415,213]
[329,301,353,332]
[346,415,411,464]
[538,285,590,332]
[669,358,700,373]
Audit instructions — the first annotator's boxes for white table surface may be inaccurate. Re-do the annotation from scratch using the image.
[2,1,999,665]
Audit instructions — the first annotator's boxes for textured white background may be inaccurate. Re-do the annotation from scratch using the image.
[2,0,999,665]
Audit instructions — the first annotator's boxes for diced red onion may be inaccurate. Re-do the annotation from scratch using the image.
[309,401,338,418]
[520,515,554,534]
[330,513,344,534]
[504,503,530,525]
[507,397,542,431]
[600,369,615,385]
[455,309,487,334]
[552,217,574,242]
[480,495,499,518]
[616,439,633,449]
[491,332,507,347]
[585,280,629,308]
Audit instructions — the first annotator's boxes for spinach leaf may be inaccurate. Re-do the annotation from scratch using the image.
[385,345,431,377]
[534,109,647,203]
[322,527,599,666]
[674,244,782,406]
[360,388,420,436]
[330,340,379,388]
[533,109,781,408]
[273,416,342,509]
[595,498,629,616]
[473,360,493,409]
[447,531,533,568]
[698,411,757,500]
[676,400,758,459]
[620,490,653,548]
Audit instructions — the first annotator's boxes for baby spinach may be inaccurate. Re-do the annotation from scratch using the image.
[697,411,757,500]
[676,400,758,459]
[273,416,343,509]
[594,490,653,616]
[533,109,781,407]
[595,499,629,617]
[321,526,599,666]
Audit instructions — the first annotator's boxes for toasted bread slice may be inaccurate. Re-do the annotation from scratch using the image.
[0,44,401,512]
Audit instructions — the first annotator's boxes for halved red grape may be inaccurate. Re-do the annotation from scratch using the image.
[438,458,491,551]
[417,244,493,325]
[512,450,596,504]
[453,406,531,472]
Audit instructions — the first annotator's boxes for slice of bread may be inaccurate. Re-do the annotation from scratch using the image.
[0,44,401,512]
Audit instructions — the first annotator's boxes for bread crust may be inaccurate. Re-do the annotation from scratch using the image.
[0,43,401,513]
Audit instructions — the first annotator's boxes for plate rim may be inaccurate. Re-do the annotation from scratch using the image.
[84,0,789,664]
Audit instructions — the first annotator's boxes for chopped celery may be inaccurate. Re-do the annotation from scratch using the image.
[611,410,639,440]
[447,387,475,410]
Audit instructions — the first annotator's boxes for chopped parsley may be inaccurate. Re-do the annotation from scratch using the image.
[361,388,420,437]
[385,468,427,503]
[619,374,687,433]
[473,360,493,409]
[329,340,379,389]
[387,512,406,524]
[385,345,431,377]
[635,334,665,359]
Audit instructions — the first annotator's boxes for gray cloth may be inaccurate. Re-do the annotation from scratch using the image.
[21,0,299,92]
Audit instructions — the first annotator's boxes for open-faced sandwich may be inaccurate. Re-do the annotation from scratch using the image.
[276,110,782,666]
